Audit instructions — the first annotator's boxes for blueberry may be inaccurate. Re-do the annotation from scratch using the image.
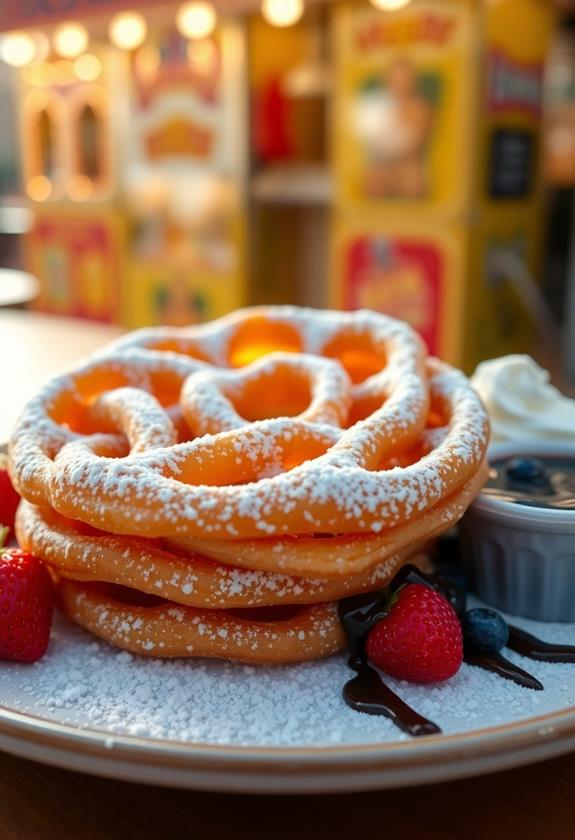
[505,457,547,486]
[464,608,509,652]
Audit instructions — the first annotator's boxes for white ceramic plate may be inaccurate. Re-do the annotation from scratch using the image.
[2,610,575,793]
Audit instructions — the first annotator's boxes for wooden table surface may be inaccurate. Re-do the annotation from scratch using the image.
[1,310,575,838]
[0,311,123,443]
[1,749,575,840]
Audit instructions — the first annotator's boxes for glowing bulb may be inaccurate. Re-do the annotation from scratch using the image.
[27,175,52,201]
[109,11,147,50]
[261,0,304,27]
[68,174,93,201]
[0,32,37,67]
[370,0,413,10]
[176,2,217,40]
[53,22,89,59]
[74,53,102,81]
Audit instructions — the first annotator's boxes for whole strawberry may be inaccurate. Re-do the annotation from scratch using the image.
[365,583,463,684]
[0,453,20,535]
[0,528,54,662]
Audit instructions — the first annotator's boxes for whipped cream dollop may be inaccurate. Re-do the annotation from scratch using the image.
[471,355,575,445]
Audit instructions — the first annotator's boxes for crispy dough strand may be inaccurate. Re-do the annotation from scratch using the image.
[9,309,487,540]
[9,306,489,664]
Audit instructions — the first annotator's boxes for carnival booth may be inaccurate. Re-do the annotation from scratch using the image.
[331,0,554,368]
[4,3,247,327]
[0,0,556,369]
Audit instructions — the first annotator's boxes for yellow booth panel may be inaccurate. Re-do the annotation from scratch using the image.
[463,208,544,371]
[332,0,476,214]
[123,217,246,328]
[27,208,125,323]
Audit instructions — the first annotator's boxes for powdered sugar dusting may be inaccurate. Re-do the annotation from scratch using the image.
[3,603,575,747]
[9,306,489,541]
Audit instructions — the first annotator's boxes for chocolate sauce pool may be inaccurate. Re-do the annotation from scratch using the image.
[483,456,575,510]
[338,565,575,736]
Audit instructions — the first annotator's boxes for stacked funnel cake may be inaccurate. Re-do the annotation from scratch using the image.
[10,307,489,664]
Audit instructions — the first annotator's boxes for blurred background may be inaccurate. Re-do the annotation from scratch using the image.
[0,0,574,376]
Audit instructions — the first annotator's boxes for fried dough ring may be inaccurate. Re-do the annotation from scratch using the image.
[168,461,489,577]
[16,501,408,608]
[58,580,345,663]
[9,308,487,541]
[8,306,489,665]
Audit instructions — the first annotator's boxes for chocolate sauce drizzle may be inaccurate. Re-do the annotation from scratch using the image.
[507,626,575,663]
[338,564,575,737]
[465,626,575,689]
[463,649,543,691]
[342,663,441,737]
[338,565,444,737]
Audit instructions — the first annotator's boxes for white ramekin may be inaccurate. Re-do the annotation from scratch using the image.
[461,442,575,622]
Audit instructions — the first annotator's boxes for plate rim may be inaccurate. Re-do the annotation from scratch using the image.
[1,697,575,773]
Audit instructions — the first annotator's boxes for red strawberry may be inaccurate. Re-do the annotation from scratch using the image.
[365,583,463,684]
[0,528,53,662]
[0,452,20,535]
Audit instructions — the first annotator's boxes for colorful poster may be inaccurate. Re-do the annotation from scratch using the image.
[333,217,465,363]
[27,210,124,322]
[333,0,475,211]
[342,233,442,354]
[481,0,554,205]
[123,215,245,328]
[122,23,247,327]
[125,26,245,183]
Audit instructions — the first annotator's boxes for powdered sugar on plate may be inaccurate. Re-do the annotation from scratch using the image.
[2,602,575,748]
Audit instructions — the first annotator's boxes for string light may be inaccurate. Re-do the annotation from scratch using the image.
[109,11,147,51]
[68,174,93,201]
[261,0,304,27]
[26,175,52,202]
[176,3,217,40]
[53,22,89,59]
[74,54,102,81]
[370,0,413,10]
[0,32,37,67]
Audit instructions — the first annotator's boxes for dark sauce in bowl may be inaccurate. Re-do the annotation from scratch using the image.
[483,456,575,511]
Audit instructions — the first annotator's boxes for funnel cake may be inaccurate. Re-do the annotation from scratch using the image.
[11,307,489,663]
